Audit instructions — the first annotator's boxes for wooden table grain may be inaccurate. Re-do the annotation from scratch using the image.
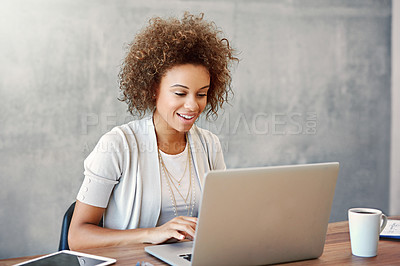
[2,217,399,266]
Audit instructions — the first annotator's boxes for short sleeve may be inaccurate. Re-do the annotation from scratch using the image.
[77,131,126,208]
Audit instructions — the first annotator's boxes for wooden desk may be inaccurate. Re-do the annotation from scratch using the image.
[2,217,399,266]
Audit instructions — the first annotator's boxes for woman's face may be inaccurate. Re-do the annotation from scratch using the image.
[154,64,210,136]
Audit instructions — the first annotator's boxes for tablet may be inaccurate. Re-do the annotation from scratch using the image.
[15,250,116,266]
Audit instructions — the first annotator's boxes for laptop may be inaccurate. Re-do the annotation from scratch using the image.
[145,162,339,266]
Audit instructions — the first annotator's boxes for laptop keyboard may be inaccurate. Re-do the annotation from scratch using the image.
[179,253,192,262]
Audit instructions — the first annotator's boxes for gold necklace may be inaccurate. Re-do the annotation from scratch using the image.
[159,152,194,216]
[158,135,196,217]
[159,146,189,187]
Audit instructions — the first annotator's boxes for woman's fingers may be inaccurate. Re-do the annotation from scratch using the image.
[168,229,186,241]
[174,216,197,224]
[172,216,198,229]
[177,216,198,223]
[161,217,197,242]
[171,216,197,237]
[148,216,199,244]
[170,222,196,238]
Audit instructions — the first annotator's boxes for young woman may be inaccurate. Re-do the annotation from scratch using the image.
[69,12,237,250]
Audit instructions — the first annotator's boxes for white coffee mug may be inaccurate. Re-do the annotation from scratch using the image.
[348,208,387,257]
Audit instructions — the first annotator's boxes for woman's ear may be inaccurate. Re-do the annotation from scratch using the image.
[152,83,159,100]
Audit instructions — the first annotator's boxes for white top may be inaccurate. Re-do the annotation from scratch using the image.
[157,144,201,226]
[76,116,225,229]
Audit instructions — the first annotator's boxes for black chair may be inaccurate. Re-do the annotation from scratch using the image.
[58,202,103,251]
[58,202,76,251]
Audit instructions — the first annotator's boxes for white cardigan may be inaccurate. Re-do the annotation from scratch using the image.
[76,116,226,229]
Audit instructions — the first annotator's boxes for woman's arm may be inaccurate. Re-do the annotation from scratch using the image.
[68,200,197,250]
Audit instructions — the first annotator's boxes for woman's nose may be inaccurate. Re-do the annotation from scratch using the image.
[184,95,199,111]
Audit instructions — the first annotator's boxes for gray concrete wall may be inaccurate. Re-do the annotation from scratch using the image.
[0,0,392,259]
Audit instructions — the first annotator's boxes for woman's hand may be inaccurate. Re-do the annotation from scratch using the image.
[147,216,198,244]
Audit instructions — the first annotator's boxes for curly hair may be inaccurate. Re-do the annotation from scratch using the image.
[118,12,238,119]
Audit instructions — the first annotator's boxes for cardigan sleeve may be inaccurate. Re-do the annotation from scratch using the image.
[77,130,127,208]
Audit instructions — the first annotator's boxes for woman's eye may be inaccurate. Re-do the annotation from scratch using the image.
[175,92,186,96]
[198,93,207,97]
